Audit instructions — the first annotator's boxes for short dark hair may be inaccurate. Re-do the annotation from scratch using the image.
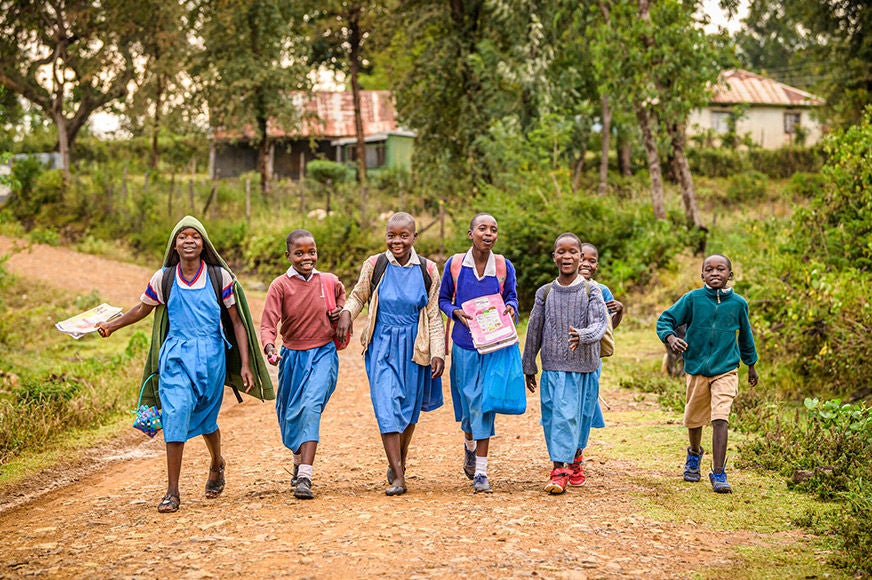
[703,253,732,271]
[469,213,496,231]
[387,212,416,231]
[554,232,582,252]
[286,229,315,250]
[581,242,598,255]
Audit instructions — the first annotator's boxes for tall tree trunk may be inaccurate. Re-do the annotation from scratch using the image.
[256,114,272,199]
[348,6,367,225]
[618,130,632,176]
[667,121,703,229]
[635,106,666,220]
[598,93,612,195]
[151,74,163,170]
[54,113,71,181]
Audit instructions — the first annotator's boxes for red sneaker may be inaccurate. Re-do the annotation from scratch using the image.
[568,453,586,486]
[544,467,573,494]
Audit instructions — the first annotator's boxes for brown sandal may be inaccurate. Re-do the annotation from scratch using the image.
[205,457,226,499]
[158,494,180,513]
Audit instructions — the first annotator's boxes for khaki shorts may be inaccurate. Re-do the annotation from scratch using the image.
[683,370,739,428]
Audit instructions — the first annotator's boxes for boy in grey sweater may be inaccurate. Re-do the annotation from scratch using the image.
[522,233,609,494]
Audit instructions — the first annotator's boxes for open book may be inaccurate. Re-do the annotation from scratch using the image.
[55,303,123,339]
[460,293,518,354]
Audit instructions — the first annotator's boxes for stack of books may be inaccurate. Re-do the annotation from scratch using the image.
[461,293,518,354]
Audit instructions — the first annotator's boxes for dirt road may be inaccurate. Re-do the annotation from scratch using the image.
[0,238,797,578]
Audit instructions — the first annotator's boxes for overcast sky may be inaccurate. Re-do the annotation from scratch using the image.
[703,0,748,33]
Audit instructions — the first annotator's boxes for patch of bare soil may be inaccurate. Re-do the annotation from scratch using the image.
[0,238,776,578]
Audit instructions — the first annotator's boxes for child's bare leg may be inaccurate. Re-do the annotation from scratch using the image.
[165,442,184,497]
[688,426,703,453]
[381,432,405,487]
[711,420,727,471]
[298,441,317,466]
[202,428,224,480]
[475,437,490,457]
[400,424,416,467]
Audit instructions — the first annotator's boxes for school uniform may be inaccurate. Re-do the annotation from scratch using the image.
[438,250,519,440]
[141,261,236,443]
[260,267,345,453]
[522,277,609,463]
[343,249,444,434]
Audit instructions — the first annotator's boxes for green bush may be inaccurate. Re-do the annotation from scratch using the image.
[687,148,748,178]
[787,171,827,199]
[747,146,823,178]
[725,170,768,203]
[306,160,352,184]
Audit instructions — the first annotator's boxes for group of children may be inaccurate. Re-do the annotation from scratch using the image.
[98,212,757,512]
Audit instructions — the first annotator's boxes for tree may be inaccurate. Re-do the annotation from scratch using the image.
[0,0,139,177]
[192,0,310,198]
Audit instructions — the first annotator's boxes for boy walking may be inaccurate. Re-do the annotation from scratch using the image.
[656,254,758,493]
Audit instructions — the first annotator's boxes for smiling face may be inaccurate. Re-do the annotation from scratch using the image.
[468,214,498,253]
[702,255,732,289]
[579,245,599,280]
[553,236,582,279]
[385,219,417,265]
[175,227,204,261]
[287,236,318,277]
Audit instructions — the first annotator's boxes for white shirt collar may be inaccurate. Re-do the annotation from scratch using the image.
[286,266,319,281]
[461,249,495,281]
[556,274,586,287]
[385,247,421,267]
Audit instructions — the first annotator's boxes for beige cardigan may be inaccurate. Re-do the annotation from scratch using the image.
[342,252,446,365]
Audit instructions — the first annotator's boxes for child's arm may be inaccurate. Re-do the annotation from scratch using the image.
[227,303,255,392]
[260,280,283,364]
[656,294,691,353]
[424,264,445,378]
[438,256,472,327]
[738,298,759,386]
[328,278,347,324]
[568,284,609,348]
[607,299,624,328]
[96,302,155,337]
[502,259,519,321]
[748,364,758,386]
[337,258,374,341]
[522,286,546,392]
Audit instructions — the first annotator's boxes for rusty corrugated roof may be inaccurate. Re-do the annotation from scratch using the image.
[710,69,824,107]
[213,91,397,141]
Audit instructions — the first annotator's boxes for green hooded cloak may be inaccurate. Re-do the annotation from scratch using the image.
[138,215,275,408]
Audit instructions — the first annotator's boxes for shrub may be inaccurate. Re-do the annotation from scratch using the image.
[725,170,768,203]
[306,160,352,184]
[747,146,823,178]
[787,171,826,199]
[686,148,747,178]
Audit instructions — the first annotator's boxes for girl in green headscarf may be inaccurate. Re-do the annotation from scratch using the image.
[98,216,273,513]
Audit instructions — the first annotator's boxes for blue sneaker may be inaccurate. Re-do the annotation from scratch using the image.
[472,473,492,493]
[709,469,732,493]
[464,446,476,480]
[683,447,704,482]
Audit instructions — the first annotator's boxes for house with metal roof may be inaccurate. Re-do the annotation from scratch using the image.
[688,69,825,149]
[210,91,414,180]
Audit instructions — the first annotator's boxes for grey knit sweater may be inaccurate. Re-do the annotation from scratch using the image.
[522,279,609,374]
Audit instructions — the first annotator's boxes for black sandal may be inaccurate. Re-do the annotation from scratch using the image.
[205,457,226,499]
[157,494,180,513]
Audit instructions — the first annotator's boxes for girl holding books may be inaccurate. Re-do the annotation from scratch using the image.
[522,233,609,495]
[438,213,520,493]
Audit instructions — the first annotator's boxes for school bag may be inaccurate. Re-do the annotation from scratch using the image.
[368,253,434,294]
[543,279,614,357]
[319,272,350,350]
[161,264,245,402]
[445,253,508,347]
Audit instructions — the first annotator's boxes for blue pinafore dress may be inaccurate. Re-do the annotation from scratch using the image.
[365,263,440,434]
[158,270,227,443]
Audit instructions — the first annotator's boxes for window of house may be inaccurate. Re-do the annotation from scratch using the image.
[711,111,730,134]
[784,112,801,134]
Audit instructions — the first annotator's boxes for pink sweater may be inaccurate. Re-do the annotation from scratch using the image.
[260,273,346,351]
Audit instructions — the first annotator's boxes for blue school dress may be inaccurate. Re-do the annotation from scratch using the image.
[540,370,600,463]
[365,263,440,433]
[158,272,227,443]
[276,342,338,453]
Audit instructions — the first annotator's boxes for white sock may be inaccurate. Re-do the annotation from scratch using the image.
[464,439,477,452]
[297,464,313,481]
[293,453,302,466]
[475,456,488,476]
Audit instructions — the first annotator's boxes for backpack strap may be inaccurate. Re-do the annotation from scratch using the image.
[161,265,175,305]
[320,273,337,311]
[450,253,506,297]
[206,263,224,306]
[494,254,507,294]
[419,258,433,293]
[369,254,389,294]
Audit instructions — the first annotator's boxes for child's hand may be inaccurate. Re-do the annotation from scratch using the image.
[336,311,352,342]
[240,367,255,393]
[431,357,445,379]
[327,307,343,324]
[666,334,687,355]
[503,304,515,319]
[96,322,112,338]
[605,299,623,314]
[568,326,580,352]
[264,344,281,366]
[748,365,758,387]
[525,374,537,393]
[454,309,473,328]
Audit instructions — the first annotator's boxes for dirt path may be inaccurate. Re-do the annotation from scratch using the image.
[0,238,798,578]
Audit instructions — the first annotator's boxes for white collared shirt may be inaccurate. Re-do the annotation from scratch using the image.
[461,249,495,281]
[556,274,586,287]
[385,247,421,267]
[286,266,319,281]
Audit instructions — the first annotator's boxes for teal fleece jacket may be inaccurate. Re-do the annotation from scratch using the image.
[656,286,758,377]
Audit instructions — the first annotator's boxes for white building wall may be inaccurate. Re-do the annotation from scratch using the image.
[688,106,822,149]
